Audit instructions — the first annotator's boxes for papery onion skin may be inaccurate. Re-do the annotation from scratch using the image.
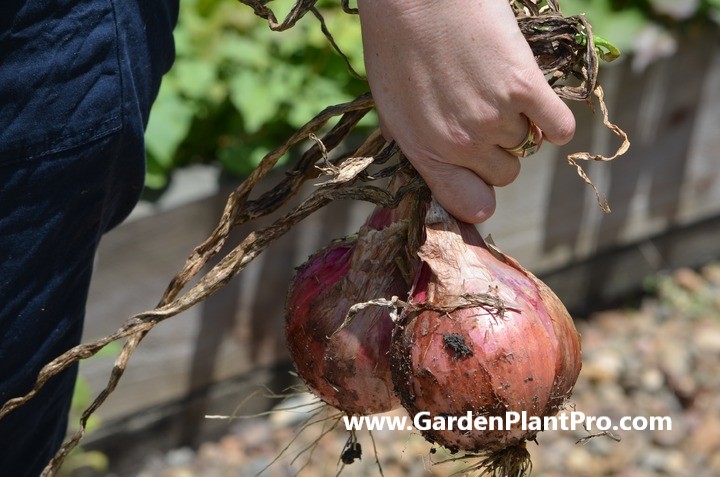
[391,200,582,452]
[285,205,410,415]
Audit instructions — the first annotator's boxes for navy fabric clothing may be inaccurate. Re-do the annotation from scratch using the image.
[0,1,178,475]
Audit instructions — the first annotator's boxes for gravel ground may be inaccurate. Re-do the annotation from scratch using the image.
[135,263,720,477]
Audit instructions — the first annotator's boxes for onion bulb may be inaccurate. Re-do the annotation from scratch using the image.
[391,199,582,457]
[285,202,412,415]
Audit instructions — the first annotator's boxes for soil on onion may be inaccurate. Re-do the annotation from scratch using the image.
[442,333,474,359]
[132,262,720,477]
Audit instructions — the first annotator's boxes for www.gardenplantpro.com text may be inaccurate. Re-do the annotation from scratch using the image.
[343,411,672,433]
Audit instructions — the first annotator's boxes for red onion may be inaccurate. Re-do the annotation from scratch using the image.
[391,199,582,457]
[285,202,412,415]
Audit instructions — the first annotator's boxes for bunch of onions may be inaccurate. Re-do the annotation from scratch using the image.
[285,188,416,415]
[390,199,582,471]
[286,183,582,474]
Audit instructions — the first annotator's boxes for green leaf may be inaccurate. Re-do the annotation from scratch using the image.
[218,143,272,178]
[94,341,122,359]
[61,449,109,474]
[171,21,192,57]
[172,59,217,99]
[144,161,169,190]
[229,70,289,133]
[217,34,271,69]
[230,62,310,134]
[561,0,650,52]
[71,376,92,411]
[707,0,720,24]
[145,83,196,168]
[286,75,353,128]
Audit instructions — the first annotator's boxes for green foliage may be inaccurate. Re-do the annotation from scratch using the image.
[561,0,648,51]
[652,264,720,320]
[144,0,371,190]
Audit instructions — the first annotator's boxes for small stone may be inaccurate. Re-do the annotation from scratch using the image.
[641,449,669,471]
[197,442,223,462]
[583,351,624,383]
[614,470,658,477]
[164,469,195,477]
[673,267,706,293]
[693,326,720,353]
[565,446,594,475]
[665,450,688,474]
[595,383,627,408]
[268,392,319,427]
[709,452,720,474]
[686,413,720,455]
[231,417,273,449]
[652,413,687,447]
[700,262,720,286]
[641,368,665,392]
[659,341,692,379]
[218,436,244,465]
[165,447,196,468]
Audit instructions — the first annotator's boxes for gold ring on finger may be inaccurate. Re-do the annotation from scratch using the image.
[502,119,543,158]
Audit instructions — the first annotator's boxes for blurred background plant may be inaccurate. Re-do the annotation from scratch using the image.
[143,0,371,191]
[142,0,720,191]
[561,0,720,71]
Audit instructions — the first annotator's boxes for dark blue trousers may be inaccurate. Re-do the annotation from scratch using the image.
[0,1,178,475]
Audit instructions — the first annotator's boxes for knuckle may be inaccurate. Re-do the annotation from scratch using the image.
[504,67,577,145]
[480,157,521,187]
[506,67,538,104]
[442,117,486,156]
[489,160,521,187]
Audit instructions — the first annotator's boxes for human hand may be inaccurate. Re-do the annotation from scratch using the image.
[358,0,576,223]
